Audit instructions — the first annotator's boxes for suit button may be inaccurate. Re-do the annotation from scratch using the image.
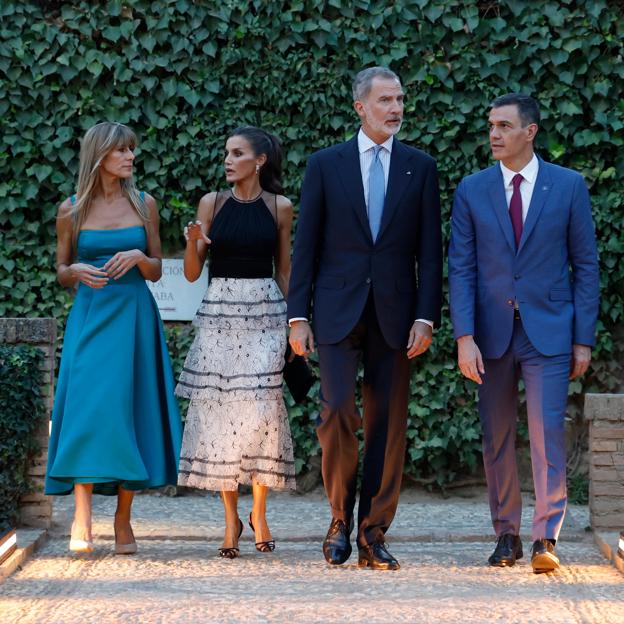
[507,299,514,306]
[365,277,371,284]
[514,275,521,280]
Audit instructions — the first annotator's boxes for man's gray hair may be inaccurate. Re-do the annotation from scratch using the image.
[352,66,401,102]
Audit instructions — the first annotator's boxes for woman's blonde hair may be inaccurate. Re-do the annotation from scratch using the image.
[71,122,148,242]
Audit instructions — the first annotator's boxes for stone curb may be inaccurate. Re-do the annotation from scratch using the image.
[47,530,591,543]
[593,530,624,575]
[0,529,48,584]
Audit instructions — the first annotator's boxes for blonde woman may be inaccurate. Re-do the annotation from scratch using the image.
[45,122,182,555]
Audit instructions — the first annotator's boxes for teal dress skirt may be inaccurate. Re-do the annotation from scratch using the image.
[45,226,182,495]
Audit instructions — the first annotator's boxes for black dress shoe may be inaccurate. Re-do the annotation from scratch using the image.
[488,534,523,567]
[322,518,353,565]
[357,541,400,570]
[531,539,560,574]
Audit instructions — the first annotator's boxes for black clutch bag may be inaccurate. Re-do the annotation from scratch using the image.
[283,343,315,404]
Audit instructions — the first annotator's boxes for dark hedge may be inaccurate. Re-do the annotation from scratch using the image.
[1,0,622,486]
[0,346,44,531]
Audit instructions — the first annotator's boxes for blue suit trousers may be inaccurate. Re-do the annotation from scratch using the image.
[479,317,570,541]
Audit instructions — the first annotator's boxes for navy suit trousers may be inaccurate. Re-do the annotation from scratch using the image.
[316,294,411,547]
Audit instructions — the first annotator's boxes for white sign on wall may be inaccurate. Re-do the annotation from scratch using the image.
[147,259,208,321]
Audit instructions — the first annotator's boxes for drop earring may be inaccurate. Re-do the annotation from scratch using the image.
[255,164,260,175]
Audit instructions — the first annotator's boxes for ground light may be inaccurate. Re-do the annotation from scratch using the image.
[0,528,17,564]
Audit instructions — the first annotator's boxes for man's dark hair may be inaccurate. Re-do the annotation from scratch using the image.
[491,93,540,127]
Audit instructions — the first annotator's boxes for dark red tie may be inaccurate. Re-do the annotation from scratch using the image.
[509,173,523,248]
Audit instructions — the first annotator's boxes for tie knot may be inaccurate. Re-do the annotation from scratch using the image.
[512,173,523,189]
[373,145,382,158]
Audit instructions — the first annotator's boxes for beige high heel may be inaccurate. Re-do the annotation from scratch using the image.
[114,541,137,555]
[69,522,93,553]
[114,523,137,555]
[69,538,94,553]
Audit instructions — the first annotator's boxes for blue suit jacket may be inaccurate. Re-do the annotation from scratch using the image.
[288,135,442,349]
[448,157,599,358]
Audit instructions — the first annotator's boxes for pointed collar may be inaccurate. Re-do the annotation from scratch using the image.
[357,128,394,155]
[499,153,539,188]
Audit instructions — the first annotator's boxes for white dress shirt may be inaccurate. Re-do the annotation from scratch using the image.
[499,153,539,223]
[289,128,433,330]
[500,153,539,311]
[358,128,392,208]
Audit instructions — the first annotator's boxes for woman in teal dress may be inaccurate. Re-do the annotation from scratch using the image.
[45,122,182,555]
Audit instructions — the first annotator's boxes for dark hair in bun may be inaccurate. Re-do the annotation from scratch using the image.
[229,126,284,195]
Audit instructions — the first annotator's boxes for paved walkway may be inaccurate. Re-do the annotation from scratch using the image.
[1,489,622,623]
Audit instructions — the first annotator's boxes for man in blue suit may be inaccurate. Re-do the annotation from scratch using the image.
[288,67,442,570]
[449,93,599,573]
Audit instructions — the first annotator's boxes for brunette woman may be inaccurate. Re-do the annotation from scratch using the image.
[176,126,296,558]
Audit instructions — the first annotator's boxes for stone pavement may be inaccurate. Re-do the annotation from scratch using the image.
[1,488,623,623]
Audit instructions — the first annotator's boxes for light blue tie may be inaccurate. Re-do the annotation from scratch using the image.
[368,145,385,241]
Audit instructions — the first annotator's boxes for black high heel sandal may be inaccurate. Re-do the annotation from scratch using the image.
[218,518,243,559]
[248,512,275,552]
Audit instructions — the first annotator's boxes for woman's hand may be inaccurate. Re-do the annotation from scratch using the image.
[70,263,109,289]
[102,249,146,280]
[184,220,211,245]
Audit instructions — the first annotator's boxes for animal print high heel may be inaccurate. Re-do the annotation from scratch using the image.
[218,518,243,559]
[248,513,275,552]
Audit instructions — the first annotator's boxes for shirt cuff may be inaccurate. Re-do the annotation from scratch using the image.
[288,317,308,327]
[415,318,434,329]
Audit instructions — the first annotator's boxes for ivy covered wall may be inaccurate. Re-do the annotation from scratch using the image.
[1,0,622,485]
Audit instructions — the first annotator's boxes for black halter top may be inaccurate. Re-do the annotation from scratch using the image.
[208,190,278,279]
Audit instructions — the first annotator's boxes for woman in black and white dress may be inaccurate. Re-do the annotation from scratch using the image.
[176,126,296,558]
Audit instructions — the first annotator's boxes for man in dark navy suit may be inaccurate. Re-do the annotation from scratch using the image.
[449,94,599,573]
[288,67,442,570]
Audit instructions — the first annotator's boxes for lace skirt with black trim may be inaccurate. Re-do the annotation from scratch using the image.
[176,278,296,491]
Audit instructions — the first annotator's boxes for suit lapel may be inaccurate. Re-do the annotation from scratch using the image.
[337,137,372,242]
[517,159,552,254]
[487,165,516,253]
[377,139,414,241]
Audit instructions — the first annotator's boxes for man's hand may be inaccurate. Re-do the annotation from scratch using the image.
[457,335,485,384]
[407,321,432,359]
[570,344,591,379]
[289,321,315,357]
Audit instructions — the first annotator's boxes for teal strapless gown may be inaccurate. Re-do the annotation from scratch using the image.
[45,226,182,495]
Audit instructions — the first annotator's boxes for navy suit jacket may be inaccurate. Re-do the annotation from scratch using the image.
[288,135,442,350]
[448,157,599,359]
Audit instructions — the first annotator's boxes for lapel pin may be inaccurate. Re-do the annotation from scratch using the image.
[542,185,549,190]
[406,171,411,175]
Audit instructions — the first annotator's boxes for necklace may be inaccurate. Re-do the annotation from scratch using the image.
[231,188,262,203]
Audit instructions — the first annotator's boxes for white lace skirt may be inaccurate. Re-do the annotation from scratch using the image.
[176,278,296,491]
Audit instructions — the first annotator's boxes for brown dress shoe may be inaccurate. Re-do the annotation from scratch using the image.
[357,541,400,570]
[531,539,560,573]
